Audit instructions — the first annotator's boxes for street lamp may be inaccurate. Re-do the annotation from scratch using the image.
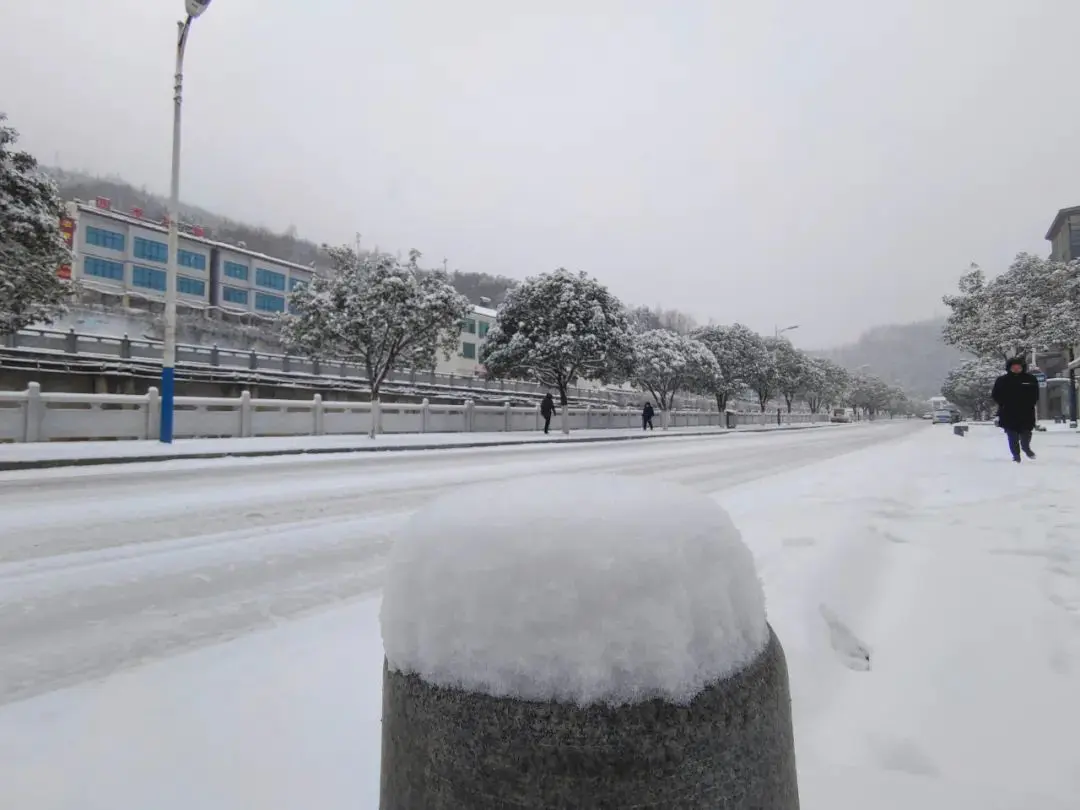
[161,0,213,443]
[774,324,800,340]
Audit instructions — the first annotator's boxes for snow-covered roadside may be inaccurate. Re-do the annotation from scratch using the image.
[721,423,1080,807]
[0,423,1077,808]
[0,421,831,468]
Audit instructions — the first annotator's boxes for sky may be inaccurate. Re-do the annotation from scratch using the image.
[3,0,1080,348]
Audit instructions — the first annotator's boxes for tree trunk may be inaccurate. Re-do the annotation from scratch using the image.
[715,392,728,412]
[784,396,793,413]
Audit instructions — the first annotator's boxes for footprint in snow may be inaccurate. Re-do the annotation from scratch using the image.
[820,604,872,671]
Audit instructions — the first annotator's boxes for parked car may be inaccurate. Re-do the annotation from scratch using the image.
[830,408,851,423]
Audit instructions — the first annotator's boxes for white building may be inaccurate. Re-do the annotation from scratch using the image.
[68,199,315,316]
[436,305,497,377]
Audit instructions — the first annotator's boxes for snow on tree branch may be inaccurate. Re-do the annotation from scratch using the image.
[690,324,771,411]
[943,255,1080,361]
[282,246,471,408]
[0,113,72,335]
[480,268,634,407]
[629,329,721,411]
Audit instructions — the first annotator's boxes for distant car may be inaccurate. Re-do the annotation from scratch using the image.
[932,409,954,424]
[920,413,933,420]
[830,408,851,423]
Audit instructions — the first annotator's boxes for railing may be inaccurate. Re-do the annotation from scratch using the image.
[2,327,713,409]
[0,384,830,443]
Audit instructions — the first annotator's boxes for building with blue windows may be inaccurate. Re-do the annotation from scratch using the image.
[70,201,315,316]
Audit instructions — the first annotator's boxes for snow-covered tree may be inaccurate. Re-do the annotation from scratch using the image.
[283,247,470,436]
[802,358,849,414]
[481,269,634,433]
[943,254,1080,361]
[0,113,72,335]
[630,329,721,417]
[690,323,771,411]
[770,337,812,412]
[941,358,1001,418]
[846,371,895,418]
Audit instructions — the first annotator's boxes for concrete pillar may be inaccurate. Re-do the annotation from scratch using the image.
[379,474,799,810]
[381,628,797,809]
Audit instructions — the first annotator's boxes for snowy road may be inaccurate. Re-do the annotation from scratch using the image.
[0,422,914,706]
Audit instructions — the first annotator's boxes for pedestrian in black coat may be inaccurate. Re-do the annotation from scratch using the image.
[642,402,655,431]
[991,357,1039,462]
[540,393,555,434]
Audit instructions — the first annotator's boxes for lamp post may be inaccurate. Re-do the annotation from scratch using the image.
[774,324,799,340]
[161,0,213,444]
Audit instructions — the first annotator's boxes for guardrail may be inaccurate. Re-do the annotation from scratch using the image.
[4,327,713,409]
[0,384,829,443]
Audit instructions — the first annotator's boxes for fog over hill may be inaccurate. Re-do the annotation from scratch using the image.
[815,318,969,399]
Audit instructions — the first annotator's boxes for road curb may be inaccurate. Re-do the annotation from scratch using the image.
[0,423,835,472]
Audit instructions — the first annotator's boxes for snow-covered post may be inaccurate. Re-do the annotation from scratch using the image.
[23,382,43,443]
[420,398,430,433]
[239,390,252,438]
[534,402,542,431]
[146,387,160,441]
[464,399,475,432]
[504,400,512,432]
[370,398,382,438]
[312,393,325,436]
[379,475,799,809]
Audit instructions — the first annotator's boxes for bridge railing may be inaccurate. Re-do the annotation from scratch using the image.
[5,327,719,409]
[0,384,829,443]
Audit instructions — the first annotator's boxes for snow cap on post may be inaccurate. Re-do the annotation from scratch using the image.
[380,474,799,809]
[380,473,769,706]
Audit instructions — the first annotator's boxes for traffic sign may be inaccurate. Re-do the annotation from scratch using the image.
[1035,371,1048,388]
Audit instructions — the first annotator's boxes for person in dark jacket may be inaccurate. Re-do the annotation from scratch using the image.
[642,402,655,431]
[991,357,1040,462]
[540,393,555,434]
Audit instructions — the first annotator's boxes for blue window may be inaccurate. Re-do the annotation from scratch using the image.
[132,264,167,291]
[178,249,206,271]
[223,260,249,281]
[83,256,124,281]
[255,268,286,290]
[255,292,285,313]
[133,237,168,263]
[177,276,206,297]
[85,226,125,251]
[288,276,307,291]
[222,285,249,306]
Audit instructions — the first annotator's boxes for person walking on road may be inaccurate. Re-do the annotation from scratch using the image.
[991,357,1040,463]
[642,402,655,431]
[540,392,555,435]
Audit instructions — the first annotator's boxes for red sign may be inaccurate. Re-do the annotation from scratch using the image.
[95,196,111,210]
[192,225,205,237]
[58,215,75,278]
[132,207,144,219]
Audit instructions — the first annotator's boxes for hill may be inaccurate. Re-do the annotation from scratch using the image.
[816,318,968,399]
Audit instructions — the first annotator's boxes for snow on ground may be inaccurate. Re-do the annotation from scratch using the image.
[0,422,821,466]
[0,421,1077,808]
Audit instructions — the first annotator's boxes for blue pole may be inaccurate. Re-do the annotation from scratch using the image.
[161,366,176,442]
